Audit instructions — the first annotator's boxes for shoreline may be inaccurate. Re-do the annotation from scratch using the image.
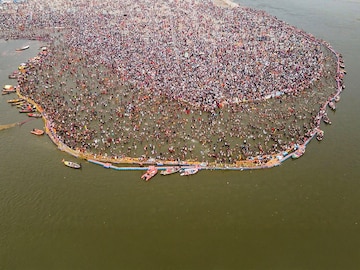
[13,38,345,171]
[2,0,346,171]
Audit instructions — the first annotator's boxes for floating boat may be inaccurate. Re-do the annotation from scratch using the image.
[334,95,340,102]
[141,166,158,181]
[30,128,44,136]
[160,166,181,175]
[8,73,18,79]
[11,100,25,106]
[16,45,30,51]
[19,108,36,113]
[322,113,332,125]
[3,84,14,90]
[27,113,42,118]
[180,166,199,176]
[2,89,16,95]
[316,130,324,141]
[62,159,81,169]
[7,98,23,103]
[328,101,336,110]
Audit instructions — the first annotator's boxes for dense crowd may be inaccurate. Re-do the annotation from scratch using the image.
[0,0,340,164]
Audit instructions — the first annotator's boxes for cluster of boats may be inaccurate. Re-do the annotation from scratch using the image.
[6,94,45,136]
[141,165,200,181]
[6,97,38,114]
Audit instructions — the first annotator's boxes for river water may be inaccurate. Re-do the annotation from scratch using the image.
[1,0,360,269]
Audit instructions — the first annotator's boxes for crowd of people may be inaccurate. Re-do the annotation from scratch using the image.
[1,0,342,165]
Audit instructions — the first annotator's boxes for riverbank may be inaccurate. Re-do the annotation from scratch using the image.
[1,0,345,171]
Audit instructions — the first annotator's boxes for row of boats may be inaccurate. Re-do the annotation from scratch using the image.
[141,165,199,181]
[7,97,41,115]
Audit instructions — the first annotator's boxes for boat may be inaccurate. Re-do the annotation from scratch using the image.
[180,166,199,176]
[291,145,305,159]
[316,129,324,141]
[16,45,30,51]
[62,159,81,169]
[11,100,25,106]
[19,108,36,113]
[3,85,14,90]
[27,113,42,118]
[322,113,332,125]
[141,166,158,181]
[334,95,340,102]
[160,166,181,175]
[7,98,23,103]
[30,128,44,136]
[328,101,336,110]
[2,89,16,95]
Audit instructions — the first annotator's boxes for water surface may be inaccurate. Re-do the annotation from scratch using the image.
[1,0,360,269]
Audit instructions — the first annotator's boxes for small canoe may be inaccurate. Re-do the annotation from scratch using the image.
[30,128,44,136]
[62,159,81,169]
[16,45,30,51]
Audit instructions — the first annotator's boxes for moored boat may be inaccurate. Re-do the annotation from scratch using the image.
[3,85,14,90]
[30,128,44,136]
[141,166,158,181]
[27,113,42,118]
[8,70,19,79]
[334,95,340,102]
[160,166,181,175]
[322,113,332,125]
[180,166,199,176]
[19,108,36,113]
[62,159,81,169]
[328,101,336,111]
[316,129,324,141]
[2,89,16,95]
[291,145,305,159]
[7,98,23,103]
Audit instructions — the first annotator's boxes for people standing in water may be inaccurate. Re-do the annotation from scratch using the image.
[0,0,345,167]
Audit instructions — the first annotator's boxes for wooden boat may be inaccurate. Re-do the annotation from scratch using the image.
[291,145,305,159]
[322,113,332,125]
[27,113,42,118]
[19,108,36,113]
[30,128,44,136]
[3,84,14,90]
[16,45,30,51]
[141,166,158,181]
[180,166,199,176]
[316,130,324,141]
[2,89,16,95]
[160,166,181,175]
[8,70,19,79]
[328,101,336,110]
[7,98,23,103]
[62,159,81,169]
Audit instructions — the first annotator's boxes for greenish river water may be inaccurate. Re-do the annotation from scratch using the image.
[1,0,360,269]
